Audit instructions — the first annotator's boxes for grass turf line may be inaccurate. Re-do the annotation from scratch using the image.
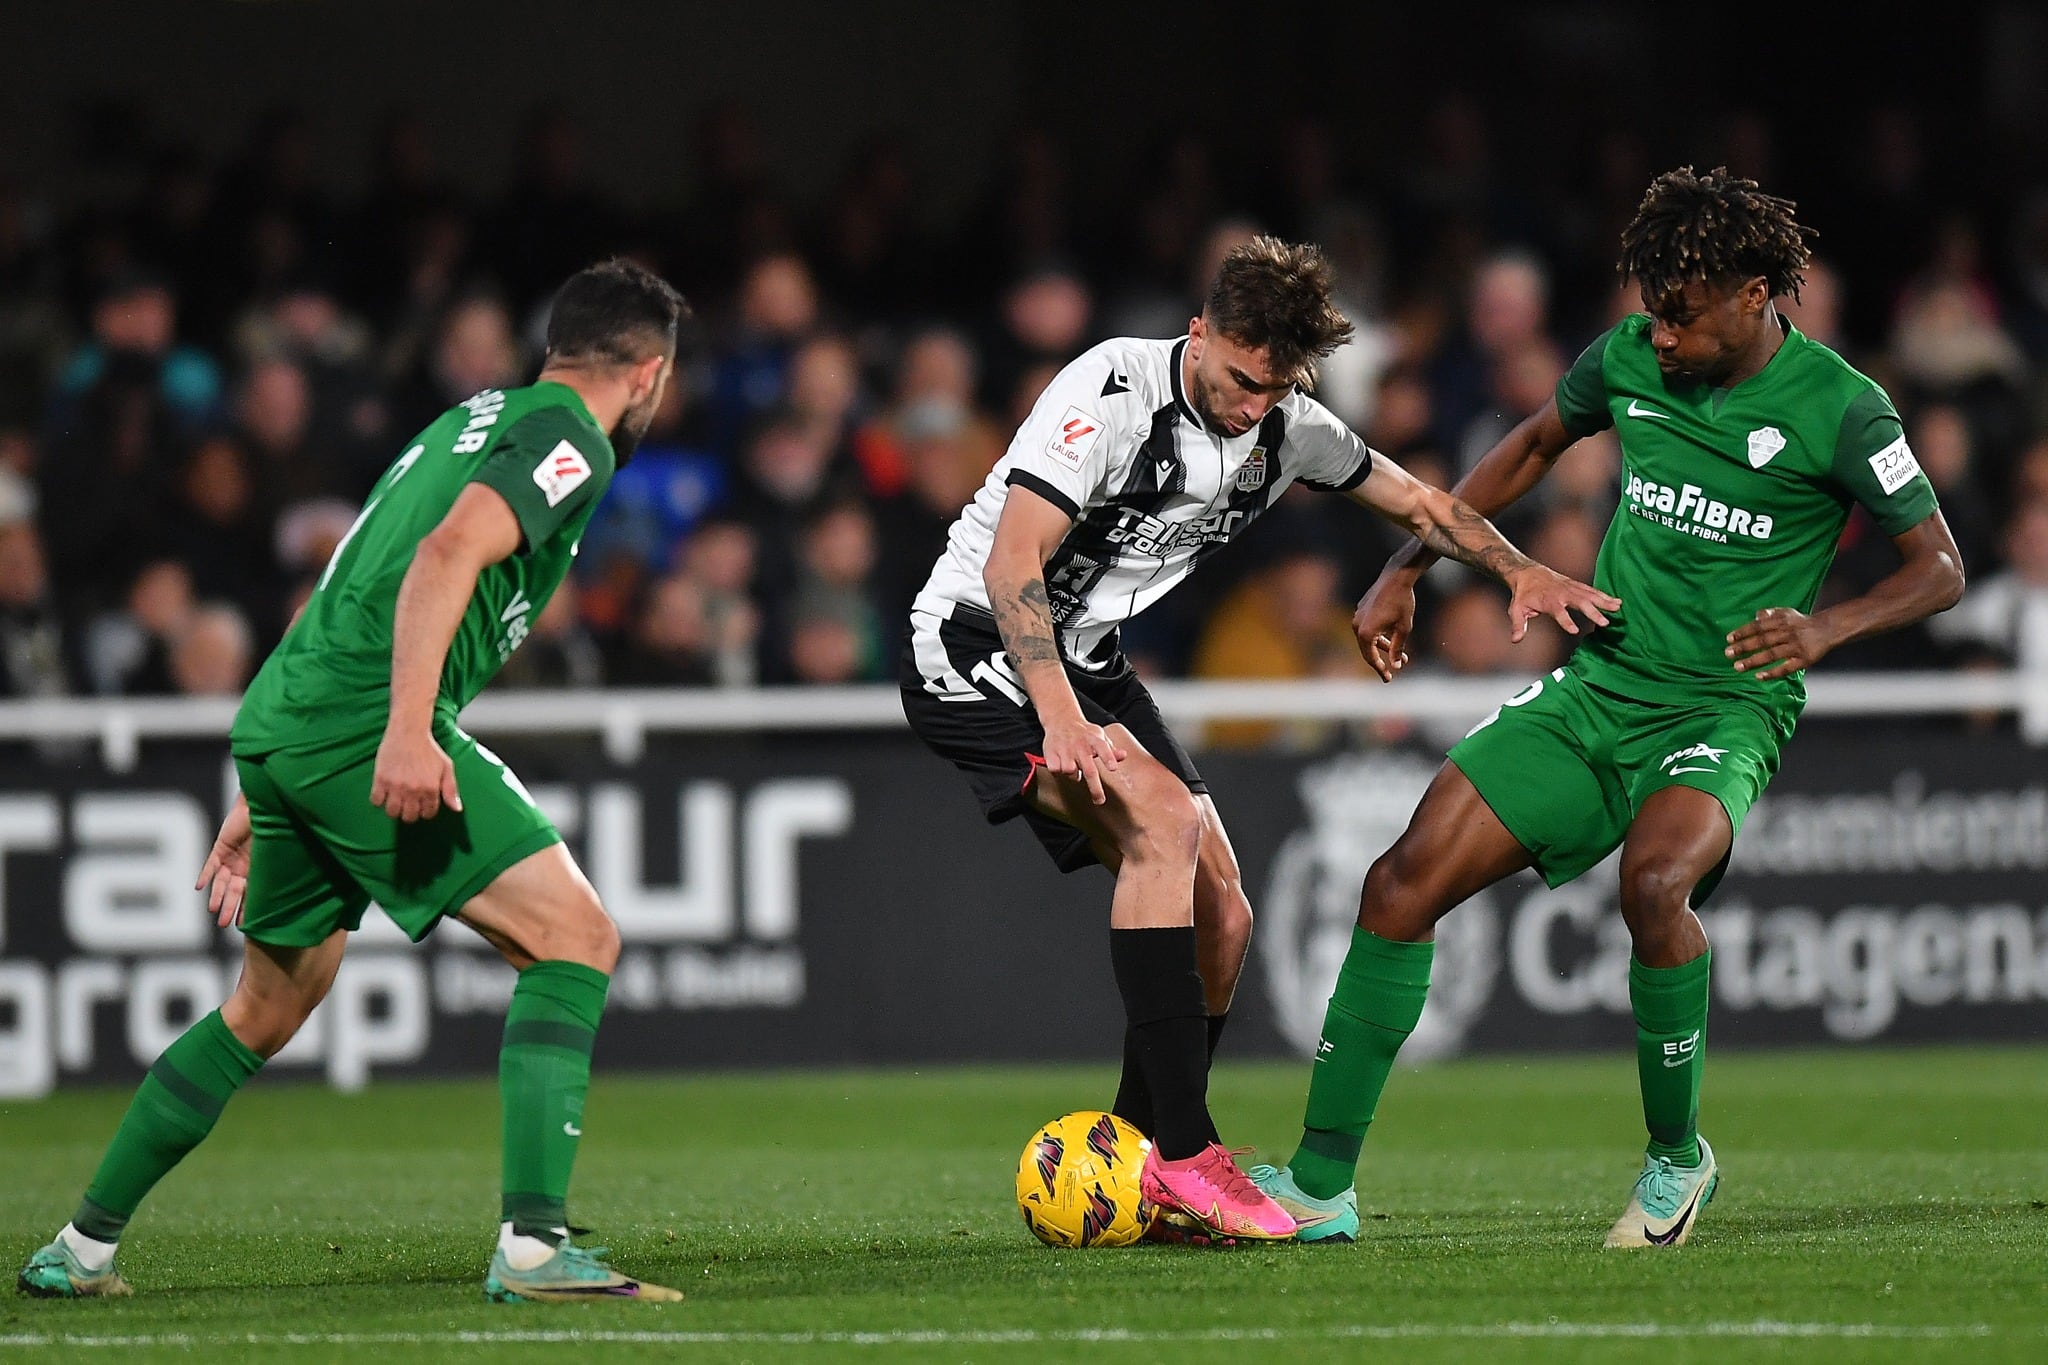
[1,1047,2044,1364]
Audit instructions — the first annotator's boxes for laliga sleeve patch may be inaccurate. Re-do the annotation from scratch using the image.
[1046,406,1105,471]
[1866,436,1921,496]
[533,440,593,507]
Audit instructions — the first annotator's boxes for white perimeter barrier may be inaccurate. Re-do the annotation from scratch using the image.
[0,670,2040,771]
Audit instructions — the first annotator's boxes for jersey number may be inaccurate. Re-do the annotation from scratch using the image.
[472,738,537,808]
[316,444,425,591]
[1463,667,1567,738]
[971,652,1030,707]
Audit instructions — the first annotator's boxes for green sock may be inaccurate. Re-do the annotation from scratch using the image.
[1631,951,1711,1167]
[73,1009,264,1242]
[1289,929,1433,1201]
[500,960,610,1239]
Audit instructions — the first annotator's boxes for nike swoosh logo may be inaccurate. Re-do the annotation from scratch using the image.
[1644,1186,1704,1246]
[1662,1054,1695,1069]
[1627,400,1672,421]
[1287,1205,1344,1227]
[563,1122,582,1137]
[1642,1169,1711,1245]
[1667,766,1719,775]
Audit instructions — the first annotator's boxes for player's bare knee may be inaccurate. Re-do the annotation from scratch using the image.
[1620,859,1690,916]
[1358,844,1430,938]
[1160,786,1205,859]
[1120,780,1202,867]
[1620,861,1692,939]
[560,898,621,972]
[221,983,316,1059]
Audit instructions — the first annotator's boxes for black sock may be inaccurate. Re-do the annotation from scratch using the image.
[1202,1012,1229,1145]
[1114,1012,1230,1142]
[1110,927,1211,1161]
[1111,1028,1153,1136]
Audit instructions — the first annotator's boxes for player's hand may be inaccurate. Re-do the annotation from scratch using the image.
[1726,606,1835,681]
[370,730,463,822]
[1040,714,1128,806]
[196,793,253,929]
[1353,573,1419,683]
[1504,565,1621,643]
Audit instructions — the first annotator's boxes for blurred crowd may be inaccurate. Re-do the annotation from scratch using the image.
[3,99,2048,743]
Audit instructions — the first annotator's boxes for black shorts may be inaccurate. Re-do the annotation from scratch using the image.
[899,604,1207,873]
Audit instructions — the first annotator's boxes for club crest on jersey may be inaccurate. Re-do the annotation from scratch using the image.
[1235,447,1268,491]
[533,440,593,507]
[1746,426,1787,469]
[1047,405,1104,471]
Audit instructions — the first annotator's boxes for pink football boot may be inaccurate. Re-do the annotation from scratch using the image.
[1140,1143,1298,1242]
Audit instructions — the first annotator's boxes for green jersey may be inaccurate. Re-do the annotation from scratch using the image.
[232,381,614,753]
[1554,314,1938,711]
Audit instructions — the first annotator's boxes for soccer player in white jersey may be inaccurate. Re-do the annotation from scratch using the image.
[900,237,1618,1243]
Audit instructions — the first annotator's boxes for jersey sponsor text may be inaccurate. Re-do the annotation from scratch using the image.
[1623,473,1775,543]
[451,389,505,454]
[1866,436,1921,496]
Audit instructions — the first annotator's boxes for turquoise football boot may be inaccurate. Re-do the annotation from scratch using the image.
[17,1239,133,1298]
[1604,1136,1719,1248]
[1246,1163,1359,1244]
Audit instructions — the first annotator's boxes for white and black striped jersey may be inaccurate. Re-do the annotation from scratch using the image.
[911,335,1377,672]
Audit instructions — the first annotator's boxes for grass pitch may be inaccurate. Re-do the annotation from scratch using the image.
[3,1047,2044,1363]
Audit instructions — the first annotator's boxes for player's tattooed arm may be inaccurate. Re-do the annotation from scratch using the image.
[983,485,1127,802]
[1377,401,1578,581]
[1348,449,1619,674]
[990,576,1062,666]
[1415,497,1537,583]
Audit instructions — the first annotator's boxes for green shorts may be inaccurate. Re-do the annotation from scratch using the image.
[1448,666,1793,904]
[231,724,562,947]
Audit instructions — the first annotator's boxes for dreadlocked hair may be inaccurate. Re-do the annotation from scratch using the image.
[1618,165,1817,305]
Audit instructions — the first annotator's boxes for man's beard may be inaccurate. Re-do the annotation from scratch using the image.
[611,406,655,467]
[1188,369,1223,433]
[1188,370,1249,436]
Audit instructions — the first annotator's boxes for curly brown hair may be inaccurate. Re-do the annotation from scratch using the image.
[1618,166,1817,306]
[1203,236,1354,386]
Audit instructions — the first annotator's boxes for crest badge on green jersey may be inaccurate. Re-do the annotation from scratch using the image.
[1746,425,1787,468]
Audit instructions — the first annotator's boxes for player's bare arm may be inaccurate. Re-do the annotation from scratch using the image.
[982,484,1127,803]
[371,483,524,822]
[1726,512,1966,681]
[1346,443,1620,680]
[1352,401,1585,678]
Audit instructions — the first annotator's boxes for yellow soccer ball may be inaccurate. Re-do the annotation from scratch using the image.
[1014,1110,1152,1247]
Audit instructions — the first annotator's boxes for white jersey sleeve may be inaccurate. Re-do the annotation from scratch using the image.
[998,349,1136,517]
[1283,395,1378,493]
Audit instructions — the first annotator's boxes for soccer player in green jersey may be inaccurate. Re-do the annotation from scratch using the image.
[1252,168,1966,1247]
[18,259,691,1303]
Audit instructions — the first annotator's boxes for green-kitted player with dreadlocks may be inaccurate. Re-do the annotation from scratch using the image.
[1251,167,1966,1247]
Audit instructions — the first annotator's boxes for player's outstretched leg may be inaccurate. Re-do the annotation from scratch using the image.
[1118,795,1252,1140]
[1605,788,1725,1249]
[17,933,342,1298]
[1250,926,1428,1244]
[1029,747,1292,1243]
[1605,953,1716,1247]
[1254,765,1531,1244]
[1117,925,1294,1243]
[458,846,682,1303]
